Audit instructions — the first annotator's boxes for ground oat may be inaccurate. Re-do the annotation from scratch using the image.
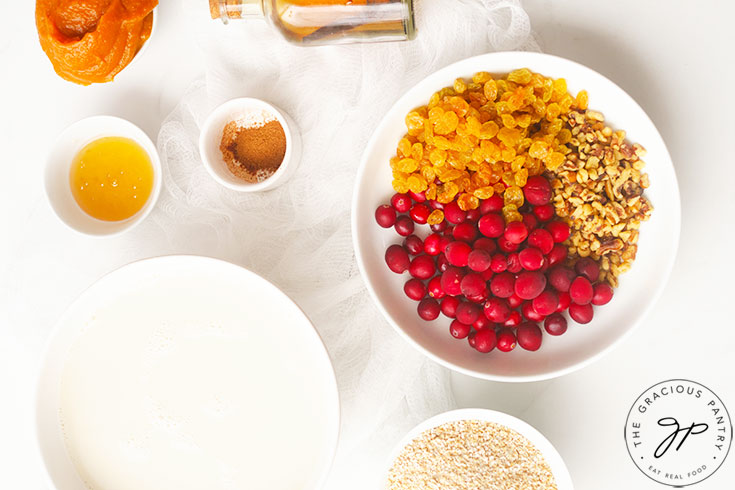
[387,420,557,490]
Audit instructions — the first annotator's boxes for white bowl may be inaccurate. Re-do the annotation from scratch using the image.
[127,7,157,69]
[352,52,680,382]
[385,408,573,489]
[44,115,162,236]
[35,255,340,490]
[199,98,302,192]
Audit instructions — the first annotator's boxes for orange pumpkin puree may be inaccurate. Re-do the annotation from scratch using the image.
[35,0,158,85]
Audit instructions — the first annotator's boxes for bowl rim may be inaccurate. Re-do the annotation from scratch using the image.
[383,408,574,489]
[351,51,681,382]
[198,97,297,192]
[33,254,341,490]
[43,115,163,238]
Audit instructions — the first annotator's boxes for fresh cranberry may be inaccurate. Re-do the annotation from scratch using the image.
[481,267,494,281]
[504,221,529,244]
[443,226,454,237]
[444,201,467,224]
[394,215,414,237]
[523,176,552,206]
[453,222,478,242]
[466,293,488,304]
[575,257,600,282]
[460,273,487,298]
[410,203,431,224]
[404,235,423,255]
[544,313,568,336]
[490,272,515,298]
[546,221,571,243]
[441,296,460,318]
[532,290,559,316]
[548,266,575,292]
[478,213,505,238]
[436,254,450,273]
[456,301,481,325]
[445,241,471,267]
[490,253,507,273]
[430,220,447,233]
[496,328,517,352]
[514,271,547,300]
[506,253,522,273]
[428,199,444,210]
[409,190,426,202]
[484,297,510,323]
[557,291,571,312]
[473,238,497,253]
[417,298,440,321]
[391,193,412,213]
[438,235,453,253]
[518,247,544,271]
[480,194,504,214]
[522,213,538,231]
[521,301,546,322]
[569,303,594,324]
[546,244,568,266]
[441,267,465,296]
[466,208,481,222]
[507,293,523,309]
[468,331,477,348]
[409,255,436,280]
[449,320,471,339]
[375,204,397,228]
[527,229,554,255]
[423,233,442,256]
[569,276,593,305]
[497,237,519,253]
[473,315,493,331]
[468,249,492,272]
[474,329,497,353]
[517,322,543,351]
[404,278,426,301]
[504,310,522,327]
[385,244,410,273]
[592,283,614,305]
[533,204,555,222]
[427,276,445,299]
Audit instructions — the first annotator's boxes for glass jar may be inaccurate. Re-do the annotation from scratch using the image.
[209,0,416,45]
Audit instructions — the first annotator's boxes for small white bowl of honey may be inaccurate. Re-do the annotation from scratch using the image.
[45,116,162,236]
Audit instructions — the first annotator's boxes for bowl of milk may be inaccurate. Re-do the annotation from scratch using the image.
[35,256,340,490]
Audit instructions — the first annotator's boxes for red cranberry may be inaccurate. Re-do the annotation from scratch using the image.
[548,266,575,292]
[444,241,471,267]
[449,320,471,339]
[428,199,444,210]
[394,215,414,237]
[385,244,410,273]
[575,257,600,282]
[441,267,465,296]
[569,303,594,324]
[409,255,436,280]
[460,273,487,298]
[404,235,424,255]
[453,222,478,242]
[466,293,487,304]
[533,204,555,222]
[544,313,568,336]
[514,271,547,300]
[521,301,546,322]
[527,229,554,255]
[423,233,442,256]
[473,238,497,253]
[478,213,504,238]
[391,193,412,213]
[443,226,454,237]
[468,331,477,348]
[522,213,538,231]
[456,301,481,325]
[474,329,497,353]
[417,298,440,321]
[497,237,519,253]
[504,221,529,244]
[480,194,504,214]
[506,253,522,273]
[409,190,426,202]
[473,315,493,331]
[490,272,515,298]
[518,247,544,271]
[404,278,426,301]
[468,249,492,272]
[496,328,517,352]
[436,254,450,273]
[375,204,397,228]
[569,276,593,305]
[410,203,431,224]
[592,283,614,306]
[546,221,571,243]
[466,208,481,222]
[504,310,522,327]
[523,176,552,206]
[438,235,453,252]
[484,297,510,323]
[427,276,445,299]
[430,220,447,233]
[490,253,507,273]
[546,243,568,266]
[441,296,460,318]
[481,267,494,281]
[444,201,467,224]
[508,293,523,309]
[517,322,543,351]
[532,290,559,316]
[557,291,571,312]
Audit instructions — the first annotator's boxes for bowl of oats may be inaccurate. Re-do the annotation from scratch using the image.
[352,52,680,381]
[385,408,573,490]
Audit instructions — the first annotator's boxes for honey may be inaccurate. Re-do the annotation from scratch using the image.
[69,137,154,222]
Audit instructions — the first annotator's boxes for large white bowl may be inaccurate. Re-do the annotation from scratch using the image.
[35,256,340,490]
[352,52,680,382]
[384,408,573,489]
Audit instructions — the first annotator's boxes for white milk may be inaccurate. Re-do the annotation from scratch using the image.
[59,276,337,490]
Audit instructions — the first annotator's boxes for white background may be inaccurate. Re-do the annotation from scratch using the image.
[1,1,734,489]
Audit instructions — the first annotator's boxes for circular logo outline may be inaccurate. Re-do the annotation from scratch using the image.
[624,378,733,487]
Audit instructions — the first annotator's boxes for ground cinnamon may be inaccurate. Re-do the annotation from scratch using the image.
[220,114,287,183]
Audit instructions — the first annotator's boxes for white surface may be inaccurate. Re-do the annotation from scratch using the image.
[36,256,338,490]
[1,1,734,490]
[45,116,162,236]
[353,51,680,382]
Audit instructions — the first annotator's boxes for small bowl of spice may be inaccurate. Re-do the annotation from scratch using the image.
[199,97,301,192]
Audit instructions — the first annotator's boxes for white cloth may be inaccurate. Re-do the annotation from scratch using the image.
[153,0,536,488]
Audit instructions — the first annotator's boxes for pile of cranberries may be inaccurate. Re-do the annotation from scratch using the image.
[376,175,614,354]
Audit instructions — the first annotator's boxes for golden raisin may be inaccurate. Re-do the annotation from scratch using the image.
[427,209,444,225]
